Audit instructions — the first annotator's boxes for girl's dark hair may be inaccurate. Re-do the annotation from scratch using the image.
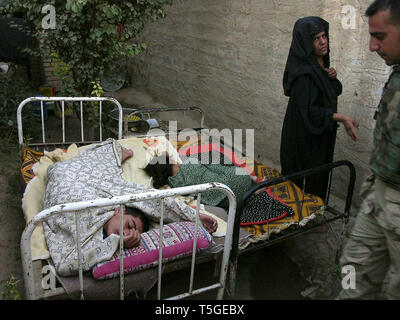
[144,154,174,189]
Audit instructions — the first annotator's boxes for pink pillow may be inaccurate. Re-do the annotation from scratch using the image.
[93,221,212,280]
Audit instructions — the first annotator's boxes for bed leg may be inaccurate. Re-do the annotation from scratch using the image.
[134,291,147,300]
[227,260,237,298]
[214,253,222,278]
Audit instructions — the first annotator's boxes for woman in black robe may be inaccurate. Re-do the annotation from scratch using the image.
[280,16,359,199]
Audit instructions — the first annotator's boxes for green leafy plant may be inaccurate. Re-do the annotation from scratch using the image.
[2,1,174,139]
[0,71,41,147]
[1,275,21,300]
[1,0,173,96]
[50,52,76,96]
[91,79,104,98]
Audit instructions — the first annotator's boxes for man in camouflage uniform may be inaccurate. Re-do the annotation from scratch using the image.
[338,0,400,299]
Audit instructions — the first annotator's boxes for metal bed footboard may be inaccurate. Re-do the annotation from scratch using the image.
[21,182,237,300]
[228,160,356,296]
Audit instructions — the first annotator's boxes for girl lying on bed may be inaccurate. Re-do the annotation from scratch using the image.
[104,204,218,248]
[42,139,218,276]
[144,152,264,210]
[112,147,218,246]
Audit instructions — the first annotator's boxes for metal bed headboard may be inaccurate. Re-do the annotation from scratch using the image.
[123,106,205,137]
[17,97,124,150]
[21,182,237,300]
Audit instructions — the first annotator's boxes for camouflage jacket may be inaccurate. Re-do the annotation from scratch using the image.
[370,65,400,188]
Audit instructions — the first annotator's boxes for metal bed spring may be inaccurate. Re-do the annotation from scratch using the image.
[21,182,237,300]
[228,160,356,296]
[17,96,124,150]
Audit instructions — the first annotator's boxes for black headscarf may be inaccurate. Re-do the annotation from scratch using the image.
[283,16,337,108]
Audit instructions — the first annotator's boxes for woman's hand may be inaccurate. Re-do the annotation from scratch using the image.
[325,67,337,79]
[199,213,218,234]
[333,113,360,142]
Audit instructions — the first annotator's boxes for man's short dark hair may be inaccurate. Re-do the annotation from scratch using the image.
[125,206,149,232]
[366,0,400,25]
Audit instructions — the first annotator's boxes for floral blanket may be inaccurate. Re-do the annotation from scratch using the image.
[42,139,197,277]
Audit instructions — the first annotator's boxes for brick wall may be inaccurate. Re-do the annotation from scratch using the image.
[41,58,62,90]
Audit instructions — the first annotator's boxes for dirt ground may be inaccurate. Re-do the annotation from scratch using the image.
[0,144,26,299]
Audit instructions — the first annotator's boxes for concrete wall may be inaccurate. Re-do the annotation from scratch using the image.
[127,0,391,207]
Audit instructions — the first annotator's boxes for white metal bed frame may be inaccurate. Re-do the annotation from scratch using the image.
[17,96,236,300]
[21,183,237,300]
[17,96,124,148]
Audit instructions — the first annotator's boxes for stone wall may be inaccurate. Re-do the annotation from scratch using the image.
[128,0,391,207]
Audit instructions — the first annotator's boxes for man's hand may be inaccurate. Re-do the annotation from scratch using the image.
[122,228,141,248]
[199,213,218,234]
[325,67,337,79]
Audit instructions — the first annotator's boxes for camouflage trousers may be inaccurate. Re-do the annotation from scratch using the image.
[338,175,400,300]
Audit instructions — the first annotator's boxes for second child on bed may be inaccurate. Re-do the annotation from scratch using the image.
[144,152,264,210]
